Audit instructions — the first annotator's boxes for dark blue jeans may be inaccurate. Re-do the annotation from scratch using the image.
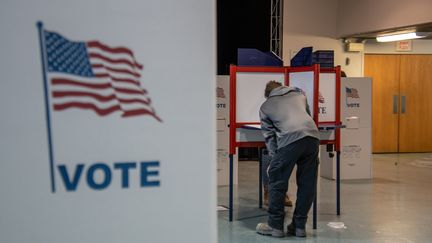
[267,136,319,230]
[261,149,271,185]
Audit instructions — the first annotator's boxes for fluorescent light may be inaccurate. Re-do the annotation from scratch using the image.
[376,32,428,42]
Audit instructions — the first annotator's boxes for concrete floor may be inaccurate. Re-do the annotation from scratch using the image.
[218,153,432,242]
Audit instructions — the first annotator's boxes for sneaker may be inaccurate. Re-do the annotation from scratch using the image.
[256,223,284,238]
[287,223,306,237]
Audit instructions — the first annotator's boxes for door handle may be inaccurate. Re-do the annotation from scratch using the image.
[393,95,398,114]
[401,95,406,114]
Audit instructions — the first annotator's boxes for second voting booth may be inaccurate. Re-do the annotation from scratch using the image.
[228,63,343,227]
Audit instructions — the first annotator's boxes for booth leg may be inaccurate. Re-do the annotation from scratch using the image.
[336,151,341,216]
[313,158,319,229]
[229,154,234,222]
[258,148,263,209]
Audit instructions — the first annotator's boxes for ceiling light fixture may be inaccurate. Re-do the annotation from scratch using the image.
[376,32,429,42]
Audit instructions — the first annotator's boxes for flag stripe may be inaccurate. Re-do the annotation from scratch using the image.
[87,40,143,69]
[52,91,116,102]
[51,84,113,96]
[93,73,140,86]
[52,78,111,89]
[52,95,119,108]
[122,109,162,122]
[52,77,147,96]
[87,49,141,71]
[88,52,142,70]
[117,97,151,105]
[54,102,122,116]
[52,90,152,106]
[115,87,147,95]
[92,63,141,78]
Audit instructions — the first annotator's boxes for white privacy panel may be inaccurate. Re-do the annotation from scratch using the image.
[289,71,315,116]
[319,73,336,122]
[236,72,285,123]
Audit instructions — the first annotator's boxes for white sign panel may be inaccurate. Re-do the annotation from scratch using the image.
[341,77,372,179]
[318,73,336,122]
[236,72,285,123]
[0,1,216,243]
[342,77,372,128]
[320,77,373,180]
[216,76,230,186]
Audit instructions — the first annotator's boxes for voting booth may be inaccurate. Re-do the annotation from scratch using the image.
[228,64,342,226]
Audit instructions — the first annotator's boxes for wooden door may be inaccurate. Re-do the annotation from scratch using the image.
[399,55,432,152]
[364,55,400,153]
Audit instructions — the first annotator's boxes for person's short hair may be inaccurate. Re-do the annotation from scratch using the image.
[264,80,282,98]
[341,70,347,77]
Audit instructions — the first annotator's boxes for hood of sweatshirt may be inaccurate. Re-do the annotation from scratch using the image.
[268,86,298,98]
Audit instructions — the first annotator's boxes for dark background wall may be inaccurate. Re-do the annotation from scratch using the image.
[217,0,271,75]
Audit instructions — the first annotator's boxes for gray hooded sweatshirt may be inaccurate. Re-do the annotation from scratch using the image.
[259,86,319,156]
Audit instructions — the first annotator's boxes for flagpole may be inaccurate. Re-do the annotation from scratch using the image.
[37,21,56,193]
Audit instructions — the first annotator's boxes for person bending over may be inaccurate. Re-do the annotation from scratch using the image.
[256,81,319,238]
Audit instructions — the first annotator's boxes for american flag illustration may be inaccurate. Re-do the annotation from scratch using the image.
[42,30,161,122]
[346,87,359,98]
[318,91,325,103]
[216,87,226,98]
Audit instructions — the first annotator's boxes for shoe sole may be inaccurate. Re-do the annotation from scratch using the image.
[256,223,285,238]
[257,231,285,238]
[257,231,284,238]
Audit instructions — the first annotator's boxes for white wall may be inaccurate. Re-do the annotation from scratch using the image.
[337,0,432,37]
[365,39,432,54]
[283,0,364,77]
[283,0,338,38]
